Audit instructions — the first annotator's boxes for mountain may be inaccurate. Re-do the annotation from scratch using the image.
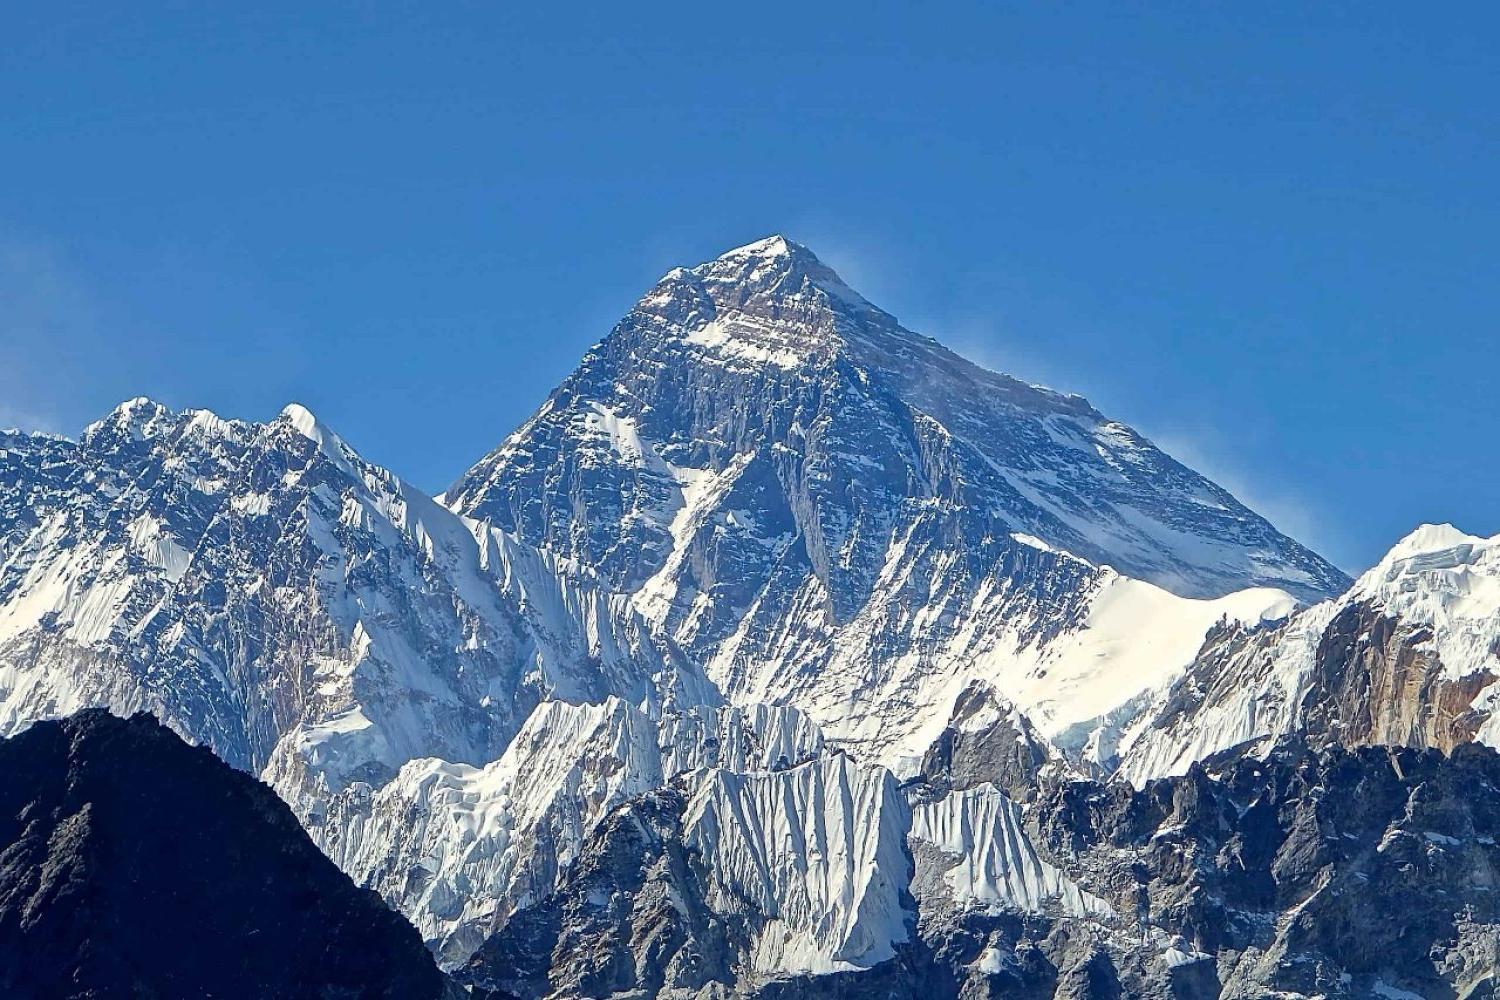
[0,709,453,999]
[0,398,713,964]
[4,234,1494,998]
[1117,523,1500,783]
[320,697,825,965]
[0,399,702,802]
[446,235,1344,769]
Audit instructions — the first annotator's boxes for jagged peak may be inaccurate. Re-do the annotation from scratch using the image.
[717,233,805,261]
[82,396,175,443]
[1384,522,1490,561]
[273,401,366,476]
[949,678,1032,730]
[682,233,883,319]
[76,397,365,474]
[102,395,170,423]
[1349,523,1499,593]
[1374,524,1500,578]
[278,401,324,438]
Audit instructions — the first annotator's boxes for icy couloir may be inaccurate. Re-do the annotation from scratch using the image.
[909,783,1109,920]
[682,751,914,977]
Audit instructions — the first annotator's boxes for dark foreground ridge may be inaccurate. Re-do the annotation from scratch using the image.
[0,709,451,1000]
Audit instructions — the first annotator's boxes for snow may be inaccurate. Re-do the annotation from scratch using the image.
[723,234,796,259]
[324,697,828,962]
[683,752,913,976]
[1161,946,1210,969]
[909,783,1108,917]
[1355,524,1500,684]
[1010,532,1064,556]
[632,455,749,628]
[2,228,1451,994]
[725,545,1300,774]
[582,402,646,464]
[316,696,664,959]
[278,402,362,478]
[684,316,806,369]
[1006,576,1298,739]
[127,513,192,583]
[1115,600,1335,784]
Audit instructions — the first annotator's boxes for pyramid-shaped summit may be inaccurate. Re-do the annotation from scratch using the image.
[452,234,1347,594]
[623,233,892,367]
[447,232,1349,765]
[698,233,866,301]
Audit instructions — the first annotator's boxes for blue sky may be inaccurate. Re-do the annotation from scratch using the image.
[3,3,1496,572]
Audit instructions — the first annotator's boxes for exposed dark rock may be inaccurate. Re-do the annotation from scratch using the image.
[463,788,740,1000]
[918,681,1056,803]
[1302,600,1498,751]
[0,709,454,1000]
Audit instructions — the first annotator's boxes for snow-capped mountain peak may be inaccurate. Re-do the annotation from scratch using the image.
[695,232,883,317]
[446,236,1348,773]
[82,395,178,443]
[0,394,703,811]
[1117,521,1500,783]
[4,235,1494,997]
[278,400,326,436]
[1370,521,1490,573]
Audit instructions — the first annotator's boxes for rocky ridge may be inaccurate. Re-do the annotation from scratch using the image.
[0,709,454,999]
[446,236,1337,770]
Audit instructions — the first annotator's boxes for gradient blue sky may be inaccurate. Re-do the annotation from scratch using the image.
[3,3,1496,572]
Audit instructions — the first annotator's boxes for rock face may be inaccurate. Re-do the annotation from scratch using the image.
[917,680,1063,802]
[0,709,451,1000]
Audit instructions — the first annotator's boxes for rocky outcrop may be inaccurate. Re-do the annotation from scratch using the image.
[0,709,453,1000]
[1302,599,1496,751]
[918,681,1060,802]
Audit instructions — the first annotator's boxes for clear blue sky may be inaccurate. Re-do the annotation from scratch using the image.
[3,4,1496,572]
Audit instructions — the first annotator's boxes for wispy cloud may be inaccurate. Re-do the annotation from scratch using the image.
[1146,427,1357,571]
[0,235,101,435]
[949,327,1356,572]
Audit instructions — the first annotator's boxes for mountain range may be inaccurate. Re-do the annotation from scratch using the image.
[1,236,1495,998]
